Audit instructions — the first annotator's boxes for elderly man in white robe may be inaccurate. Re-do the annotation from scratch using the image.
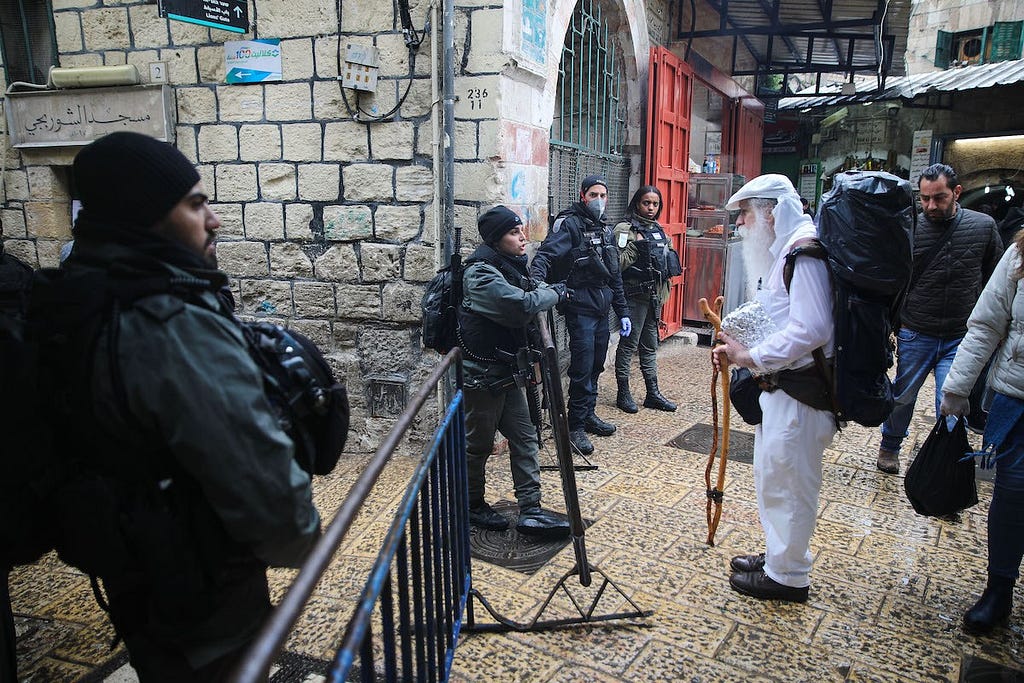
[712,174,837,603]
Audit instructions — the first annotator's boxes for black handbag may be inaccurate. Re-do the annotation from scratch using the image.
[904,417,977,517]
[730,367,763,425]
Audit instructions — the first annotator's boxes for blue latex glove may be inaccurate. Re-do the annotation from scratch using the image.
[619,317,632,337]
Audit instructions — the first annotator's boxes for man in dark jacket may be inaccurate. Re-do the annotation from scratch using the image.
[460,206,571,538]
[34,132,321,680]
[876,163,1004,474]
[530,175,631,456]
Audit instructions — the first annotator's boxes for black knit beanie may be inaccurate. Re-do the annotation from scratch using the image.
[74,132,200,228]
[580,174,608,195]
[477,205,522,244]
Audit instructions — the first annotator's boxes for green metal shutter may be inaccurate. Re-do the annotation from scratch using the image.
[934,30,952,68]
[990,21,1024,62]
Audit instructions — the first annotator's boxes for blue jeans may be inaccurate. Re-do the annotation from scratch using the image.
[565,311,609,431]
[983,393,1024,581]
[880,328,962,454]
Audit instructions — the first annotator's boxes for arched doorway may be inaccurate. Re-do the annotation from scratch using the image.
[548,0,631,223]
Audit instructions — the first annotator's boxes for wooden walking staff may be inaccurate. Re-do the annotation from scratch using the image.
[699,295,730,546]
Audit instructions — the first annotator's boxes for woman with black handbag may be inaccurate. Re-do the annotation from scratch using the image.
[941,229,1024,635]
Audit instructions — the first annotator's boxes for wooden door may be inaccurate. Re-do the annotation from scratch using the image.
[645,47,692,339]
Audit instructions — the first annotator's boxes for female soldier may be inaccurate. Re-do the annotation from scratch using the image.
[613,185,681,412]
[460,205,571,538]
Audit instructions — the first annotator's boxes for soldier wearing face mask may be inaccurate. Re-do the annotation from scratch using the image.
[530,175,631,456]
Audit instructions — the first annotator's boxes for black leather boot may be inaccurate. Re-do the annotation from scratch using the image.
[643,375,677,411]
[616,376,638,413]
[964,575,1015,635]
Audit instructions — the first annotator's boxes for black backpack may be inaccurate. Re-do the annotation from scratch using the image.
[0,249,56,568]
[784,171,916,427]
[421,254,462,353]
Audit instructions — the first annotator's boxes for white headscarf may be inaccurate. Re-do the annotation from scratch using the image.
[726,173,814,256]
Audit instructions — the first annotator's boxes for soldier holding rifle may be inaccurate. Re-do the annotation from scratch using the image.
[459,206,571,538]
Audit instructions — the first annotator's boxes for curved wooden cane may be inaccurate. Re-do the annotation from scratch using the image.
[699,296,729,546]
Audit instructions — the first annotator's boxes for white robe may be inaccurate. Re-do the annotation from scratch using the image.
[748,201,837,588]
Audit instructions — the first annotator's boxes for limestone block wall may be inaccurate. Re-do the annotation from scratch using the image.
[0,0,520,451]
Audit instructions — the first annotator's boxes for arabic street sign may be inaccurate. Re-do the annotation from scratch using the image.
[5,85,174,148]
[225,39,282,84]
[159,0,248,34]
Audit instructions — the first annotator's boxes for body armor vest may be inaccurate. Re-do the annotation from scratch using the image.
[621,218,675,284]
[562,221,618,289]
[457,247,532,364]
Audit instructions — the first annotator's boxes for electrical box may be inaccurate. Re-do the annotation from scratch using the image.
[340,44,380,93]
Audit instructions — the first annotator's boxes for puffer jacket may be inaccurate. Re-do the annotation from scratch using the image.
[944,242,1024,402]
[901,206,1003,338]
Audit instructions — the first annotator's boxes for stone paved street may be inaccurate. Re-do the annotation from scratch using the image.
[10,336,1023,681]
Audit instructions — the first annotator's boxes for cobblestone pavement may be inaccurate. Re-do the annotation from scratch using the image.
[10,336,1024,681]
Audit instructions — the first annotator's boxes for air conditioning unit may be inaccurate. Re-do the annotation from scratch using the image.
[955,35,984,65]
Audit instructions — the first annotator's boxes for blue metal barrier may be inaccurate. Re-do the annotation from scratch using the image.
[231,348,469,682]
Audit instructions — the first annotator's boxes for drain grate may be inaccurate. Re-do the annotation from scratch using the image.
[960,655,1024,681]
[469,500,585,574]
[666,423,755,464]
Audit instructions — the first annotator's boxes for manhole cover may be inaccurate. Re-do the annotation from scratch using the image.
[469,500,586,575]
[667,423,755,463]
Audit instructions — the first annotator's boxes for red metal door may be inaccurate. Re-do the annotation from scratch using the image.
[645,47,692,339]
[732,97,764,182]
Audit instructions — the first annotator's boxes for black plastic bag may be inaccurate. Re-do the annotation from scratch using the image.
[730,367,763,426]
[904,417,977,517]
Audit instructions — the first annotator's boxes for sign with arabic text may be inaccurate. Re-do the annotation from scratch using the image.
[159,0,248,34]
[6,85,173,149]
[225,39,282,84]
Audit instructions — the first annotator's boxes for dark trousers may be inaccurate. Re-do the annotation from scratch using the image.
[565,311,609,431]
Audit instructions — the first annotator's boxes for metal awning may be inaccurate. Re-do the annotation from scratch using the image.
[671,0,912,94]
[777,58,1024,108]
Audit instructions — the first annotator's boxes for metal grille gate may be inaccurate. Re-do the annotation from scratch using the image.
[548,0,629,223]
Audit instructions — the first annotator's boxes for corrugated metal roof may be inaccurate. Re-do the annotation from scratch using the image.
[674,0,912,81]
[778,58,1024,108]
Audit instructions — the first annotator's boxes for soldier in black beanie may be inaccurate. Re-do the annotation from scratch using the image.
[459,205,571,537]
[31,132,320,681]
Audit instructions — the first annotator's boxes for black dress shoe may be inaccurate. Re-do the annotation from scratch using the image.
[729,570,808,603]
[584,414,616,436]
[964,576,1014,635]
[730,553,765,573]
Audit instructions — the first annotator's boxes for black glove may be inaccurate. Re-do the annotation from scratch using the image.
[550,283,573,304]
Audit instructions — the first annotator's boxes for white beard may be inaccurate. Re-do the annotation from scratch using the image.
[739,213,776,300]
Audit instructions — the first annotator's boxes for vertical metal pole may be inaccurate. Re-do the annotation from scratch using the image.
[441,0,457,265]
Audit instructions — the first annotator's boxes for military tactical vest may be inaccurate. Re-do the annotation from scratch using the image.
[457,246,533,364]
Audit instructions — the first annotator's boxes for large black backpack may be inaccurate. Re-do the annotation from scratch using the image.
[785,171,916,427]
